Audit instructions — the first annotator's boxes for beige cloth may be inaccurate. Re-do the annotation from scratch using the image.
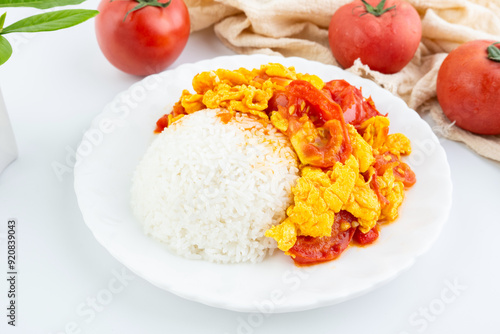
[184,0,500,161]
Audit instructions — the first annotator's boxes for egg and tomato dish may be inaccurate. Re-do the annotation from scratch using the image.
[143,63,415,265]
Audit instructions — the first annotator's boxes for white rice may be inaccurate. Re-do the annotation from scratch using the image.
[131,109,299,263]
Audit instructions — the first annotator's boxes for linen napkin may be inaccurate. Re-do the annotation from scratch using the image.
[184,0,500,161]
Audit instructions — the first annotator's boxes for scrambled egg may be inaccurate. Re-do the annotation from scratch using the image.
[359,116,411,157]
[377,168,405,221]
[167,63,323,127]
[347,124,375,173]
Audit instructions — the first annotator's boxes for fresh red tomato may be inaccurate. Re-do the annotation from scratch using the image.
[436,40,500,135]
[328,0,422,74]
[95,0,190,76]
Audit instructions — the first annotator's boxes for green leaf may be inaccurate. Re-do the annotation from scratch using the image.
[0,35,12,65]
[0,12,6,30]
[0,0,86,9]
[0,9,98,34]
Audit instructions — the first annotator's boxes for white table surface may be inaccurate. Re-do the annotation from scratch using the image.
[1,2,499,333]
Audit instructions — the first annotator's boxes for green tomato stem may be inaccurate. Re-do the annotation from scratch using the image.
[122,0,172,22]
[360,0,396,17]
[487,42,500,62]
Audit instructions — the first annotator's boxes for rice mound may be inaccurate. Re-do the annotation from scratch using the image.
[131,109,299,263]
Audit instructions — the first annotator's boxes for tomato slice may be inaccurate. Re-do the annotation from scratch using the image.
[373,152,416,187]
[393,161,416,188]
[288,210,356,265]
[268,80,352,167]
[353,226,379,245]
[154,100,186,133]
[154,114,169,134]
[323,80,384,128]
[287,80,346,125]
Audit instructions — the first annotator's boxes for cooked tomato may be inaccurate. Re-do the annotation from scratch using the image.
[288,211,356,265]
[154,114,170,133]
[95,0,190,76]
[328,0,422,74]
[323,80,384,128]
[373,152,416,187]
[154,100,186,133]
[353,226,379,245]
[268,80,352,167]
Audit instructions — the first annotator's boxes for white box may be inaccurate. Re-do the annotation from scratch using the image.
[0,86,18,174]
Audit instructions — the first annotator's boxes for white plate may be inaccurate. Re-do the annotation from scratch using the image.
[74,55,452,313]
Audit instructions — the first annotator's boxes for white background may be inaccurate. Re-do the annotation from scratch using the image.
[0,1,499,333]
